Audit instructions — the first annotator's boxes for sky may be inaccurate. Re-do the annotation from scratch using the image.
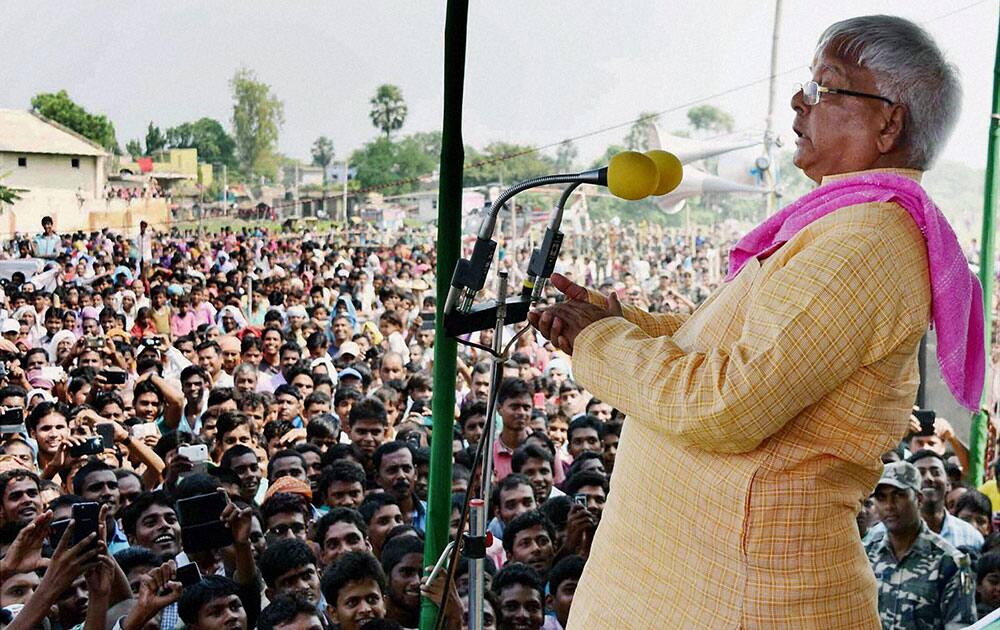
[1,0,996,172]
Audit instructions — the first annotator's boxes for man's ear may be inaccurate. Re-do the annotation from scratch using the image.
[876,103,907,155]
[265,586,274,602]
[546,593,555,611]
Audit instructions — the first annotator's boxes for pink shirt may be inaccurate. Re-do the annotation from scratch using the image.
[170,311,198,337]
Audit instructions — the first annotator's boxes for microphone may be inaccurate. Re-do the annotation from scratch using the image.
[520,150,683,302]
[444,150,681,335]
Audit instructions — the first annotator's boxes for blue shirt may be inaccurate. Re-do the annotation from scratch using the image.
[866,511,984,552]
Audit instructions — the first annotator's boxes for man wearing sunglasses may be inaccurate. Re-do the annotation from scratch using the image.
[531,14,982,629]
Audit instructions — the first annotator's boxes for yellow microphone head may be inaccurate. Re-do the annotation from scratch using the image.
[644,150,683,195]
[607,151,659,200]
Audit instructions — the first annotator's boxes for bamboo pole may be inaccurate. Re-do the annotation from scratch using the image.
[421,1,468,627]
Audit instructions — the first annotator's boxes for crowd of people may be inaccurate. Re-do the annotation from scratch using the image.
[0,212,994,629]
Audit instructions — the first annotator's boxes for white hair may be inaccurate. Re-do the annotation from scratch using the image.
[816,15,961,169]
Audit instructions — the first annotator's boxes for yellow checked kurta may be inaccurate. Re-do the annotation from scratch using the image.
[568,169,931,629]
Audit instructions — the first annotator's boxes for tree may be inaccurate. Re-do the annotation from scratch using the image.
[230,68,285,182]
[30,90,118,152]
[165,118,237,170]
[554,140,579,173]
[463,142,554,187]
[349,134,435,195]
[686,104,734,135]
[125,139,144,158]
[369,84,407,139]
[144,122,166,154]
[409,130,442,162]
[311,136,335,183]
[0,173,23,207]
[624,112,659,152]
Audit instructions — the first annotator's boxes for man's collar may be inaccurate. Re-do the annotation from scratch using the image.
[820,167,923,186]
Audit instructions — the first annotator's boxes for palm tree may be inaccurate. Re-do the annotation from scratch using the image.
[311,136,335,184]
[369,84,407,139]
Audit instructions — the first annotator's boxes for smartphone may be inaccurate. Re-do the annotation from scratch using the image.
[141,337,162,349]
[175,562,202,588]
[72,502,101,545]
[914,409,936,437]
[130,423,160,439]
[39,366,66,382]
[175,491,233,552]
[100,369,128,385]
[49,518,70,549]
[177,444,209,475]
[1,407,24,426]
[405,432,423,448]
[86,336,104,351]
[573,493,589,508]
[96,423,116,450]
[69,436,104,457]
[420,311,436,323]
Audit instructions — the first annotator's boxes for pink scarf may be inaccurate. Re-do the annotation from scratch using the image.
[727,172,984,411]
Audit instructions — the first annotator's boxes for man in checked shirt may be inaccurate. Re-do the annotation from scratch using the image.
[866,461,975,629]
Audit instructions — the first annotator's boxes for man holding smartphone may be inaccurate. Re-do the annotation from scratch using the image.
[72,460,128,552]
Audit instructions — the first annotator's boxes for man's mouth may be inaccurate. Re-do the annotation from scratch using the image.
[154,533,175,546]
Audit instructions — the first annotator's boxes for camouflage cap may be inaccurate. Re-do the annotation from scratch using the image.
[876,461,922,494]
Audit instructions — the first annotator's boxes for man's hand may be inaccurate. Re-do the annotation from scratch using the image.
[935,418,956,442]
[561,504,597,556]
[529,278,623,355]
[222,502,253,544]
[1,511,53,574]
[125,560,183,630]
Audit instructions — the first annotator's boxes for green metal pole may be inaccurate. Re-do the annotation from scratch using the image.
[422,1,468,628]
[967,16,999,486]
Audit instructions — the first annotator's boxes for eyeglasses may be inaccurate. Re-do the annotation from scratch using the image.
[796,80,894,106]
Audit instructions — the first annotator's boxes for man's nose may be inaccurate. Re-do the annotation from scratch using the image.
[791,87,808,113]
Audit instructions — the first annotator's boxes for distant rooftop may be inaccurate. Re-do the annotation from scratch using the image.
[0,109,108,157]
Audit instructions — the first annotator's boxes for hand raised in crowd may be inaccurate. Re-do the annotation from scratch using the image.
[44,518,103,591]
[222,500,254,544]
[122,560,183,630]
[529,273,623,355]
[561,503,597,558]
[0,510,53,575]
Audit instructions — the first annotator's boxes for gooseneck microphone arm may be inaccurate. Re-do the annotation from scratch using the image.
[521,181,581,301]
[444,169,608,332]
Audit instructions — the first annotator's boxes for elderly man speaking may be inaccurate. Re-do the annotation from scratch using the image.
[529,15,985,629]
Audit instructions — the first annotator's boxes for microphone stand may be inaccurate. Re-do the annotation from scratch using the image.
[467,270,507,630]
[435,183,580,630]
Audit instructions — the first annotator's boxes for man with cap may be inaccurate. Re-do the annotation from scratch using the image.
[866,450,984,552]
[1,319,20,342]
[866,461,976,629]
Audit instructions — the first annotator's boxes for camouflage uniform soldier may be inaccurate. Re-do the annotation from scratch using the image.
[866,461,976,629]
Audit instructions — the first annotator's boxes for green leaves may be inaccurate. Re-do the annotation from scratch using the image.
[230,67,285,181]
[369,84,408,139]
[30,90,118,151]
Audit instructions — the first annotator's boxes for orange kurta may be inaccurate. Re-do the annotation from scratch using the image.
[568,169,931,629]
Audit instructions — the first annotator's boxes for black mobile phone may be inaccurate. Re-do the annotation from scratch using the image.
[101,369,127,385]
[141,337,162,349]
[96,423,115,450]
[175,562,202,588]
[1,407,23,426]
[49,518,70,549]
[69,436,104,457]
[72,502,101,545]
[175,491,233,552]
[573,493,589,508]
[914,409,936,436]
[86,336,104,350]
[420,311,436,323]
